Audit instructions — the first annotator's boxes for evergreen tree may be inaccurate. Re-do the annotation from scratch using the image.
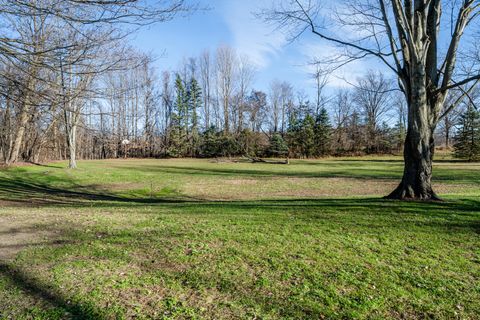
[174,74,188,134]
[267,133,289,157]
[199,126,221,157]
[314,107,332,156]
[237,129,260,156]
[377,121,394,154]
[199,127,241,158]
[187,76,202,155]
[218,132,240,157]
[392,120,406,152]
[300,114,316,158]
[286,112,302,157]
[168,74,188,157]
[454,106,480,161]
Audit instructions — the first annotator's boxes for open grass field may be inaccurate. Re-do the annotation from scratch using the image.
[0,156,479,319]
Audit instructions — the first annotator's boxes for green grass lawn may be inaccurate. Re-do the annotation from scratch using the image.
[0,157,479,319]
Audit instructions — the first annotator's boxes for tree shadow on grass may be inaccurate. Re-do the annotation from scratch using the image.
[1,159,479,207]
[115,164,480,185]
[0,167,479,216]
[0,173,195,206]
[170,198,480,233]
[332,159,479,164]
[0,262,106,319]
[0,196,478,317]
[2,200,477,319]
[120,164,403,180]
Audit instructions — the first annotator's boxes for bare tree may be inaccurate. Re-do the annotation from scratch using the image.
[264,0,480,200]
[0,0,192,166]
[393,92,408,150]
[438,91,463,148]
[311,64,329,116]
[280,81,294,133]
[59,63,94,169]
[269,80,283,132]
[331,89,353,151]
[215,46,236,133]
[199,50,212,129]
[247,90,267,133]
[141,58,159,156]
[235,55,256,132]
[2,6,50,165]
[354,71,393,153]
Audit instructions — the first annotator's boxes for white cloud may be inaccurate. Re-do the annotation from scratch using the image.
[220,0,287,68]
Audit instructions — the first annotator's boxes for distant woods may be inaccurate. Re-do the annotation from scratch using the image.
[1,42,477,164]
[0,0,190,168]
[0,2,477,166]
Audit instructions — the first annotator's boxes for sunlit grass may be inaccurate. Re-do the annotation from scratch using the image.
[0,157,479,319]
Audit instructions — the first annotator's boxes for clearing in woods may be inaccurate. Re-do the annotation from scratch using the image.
[0,157,479,319]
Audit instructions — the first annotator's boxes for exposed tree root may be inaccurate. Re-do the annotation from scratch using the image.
[384,183,443,201]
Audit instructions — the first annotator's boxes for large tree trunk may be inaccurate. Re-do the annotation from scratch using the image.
[6,107,29,165]
[223,100,229,133]
[64,106,78,169]
[386,129,439,200]
[386,92,441,201]
[1,96,13,162]
[6,73,38,166]
[66,123,77,169]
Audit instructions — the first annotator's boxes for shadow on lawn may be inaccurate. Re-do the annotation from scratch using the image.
[171,198,480,234]
[114,164,480,184]
[0,178,478,317]
[1,198,478,318]
[0,168,479,215]
[332,159,479,164]
[3,172,477,233]
[1,160,478,207]
[0,262,105,319]
[120,164,402,180]
[0,173,194,206]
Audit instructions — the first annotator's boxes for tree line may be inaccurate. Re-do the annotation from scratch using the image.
[0,0,190,168]
[1,38,478,165]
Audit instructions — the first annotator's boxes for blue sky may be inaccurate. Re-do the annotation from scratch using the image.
[130,1,472,103]
[131,0,380,100]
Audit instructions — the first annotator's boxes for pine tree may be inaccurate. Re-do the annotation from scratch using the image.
[187,76,202,156]
[200,126,221,157]
[454,106,480,161]
[314,107,332,156]
[267,133,289,157]
[393,120,406,152]
[168,74,188,157]
[300,114,316,158]
[286,110,301,157]
[174,74,188,134]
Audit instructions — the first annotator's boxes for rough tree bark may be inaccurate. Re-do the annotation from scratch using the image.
[66,122,77,169]
[64,100,79,169]
[386,57,442,200]
[386,98,440,200]
[6,85,35,165]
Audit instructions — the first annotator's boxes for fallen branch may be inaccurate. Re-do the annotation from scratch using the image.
[246,156,289,164]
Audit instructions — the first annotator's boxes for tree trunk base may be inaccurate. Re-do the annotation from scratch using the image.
[384,183,443,201]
